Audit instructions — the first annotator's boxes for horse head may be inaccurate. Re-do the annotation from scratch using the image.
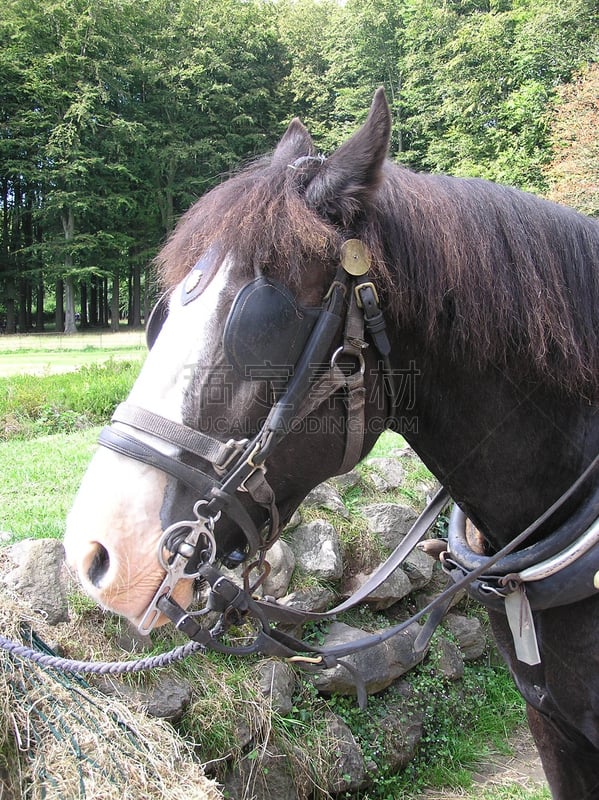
[64,89,395,629]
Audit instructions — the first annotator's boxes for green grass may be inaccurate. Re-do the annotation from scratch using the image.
[0,427,100,540]
[0,347,145,377]
[0,351,140,538]
[0,359,141,440]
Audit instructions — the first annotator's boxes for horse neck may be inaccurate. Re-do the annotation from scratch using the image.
[390,335,599,550]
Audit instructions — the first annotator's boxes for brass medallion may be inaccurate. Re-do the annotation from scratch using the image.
[341,239,371,276]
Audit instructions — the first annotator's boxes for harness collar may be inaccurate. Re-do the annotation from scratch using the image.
[441,454,599,664]
[443,458,599,613]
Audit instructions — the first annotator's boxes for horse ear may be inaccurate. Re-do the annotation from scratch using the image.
[272,118,315,164]
[304,88,391,224]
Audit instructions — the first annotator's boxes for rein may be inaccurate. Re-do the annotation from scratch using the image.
[4,462,597,699]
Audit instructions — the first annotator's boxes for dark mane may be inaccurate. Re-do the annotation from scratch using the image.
[155,156,343,290]
[368,162,599,398]
[156,155,599,401]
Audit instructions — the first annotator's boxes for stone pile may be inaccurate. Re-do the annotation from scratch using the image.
[0,450,488,799]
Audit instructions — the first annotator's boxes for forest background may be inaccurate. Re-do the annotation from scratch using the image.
[1,0,597,335]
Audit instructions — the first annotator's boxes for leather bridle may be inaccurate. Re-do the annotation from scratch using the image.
[97,237,599,690]
[98,240,399,636]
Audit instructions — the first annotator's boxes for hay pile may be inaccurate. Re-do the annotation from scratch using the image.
[0,594,222,800]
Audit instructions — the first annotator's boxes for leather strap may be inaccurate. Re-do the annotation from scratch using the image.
[252,485,450,625]
[111,403,237,470]
[337,288,368,474]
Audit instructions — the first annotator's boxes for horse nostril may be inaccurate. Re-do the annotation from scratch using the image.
[87,543,111,588]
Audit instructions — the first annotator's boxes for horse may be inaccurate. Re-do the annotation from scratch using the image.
[64,89,599,799]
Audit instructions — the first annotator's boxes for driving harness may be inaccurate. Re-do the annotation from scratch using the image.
[98,236,599,698]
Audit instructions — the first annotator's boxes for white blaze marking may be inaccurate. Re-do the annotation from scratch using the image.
[124,263,231,441]
[64,260,234,622]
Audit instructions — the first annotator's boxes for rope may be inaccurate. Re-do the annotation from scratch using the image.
[0,634,204,674]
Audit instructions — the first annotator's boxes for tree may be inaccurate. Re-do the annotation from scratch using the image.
[545,62,599,216]
[0,0,292,331]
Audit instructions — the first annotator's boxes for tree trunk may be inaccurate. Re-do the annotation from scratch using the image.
[130,263,142,327]
[27,281,32,329]
[89,275,98,326]
[157,157,176,234]
[55,279,64,332]
[127,269,132,324]
[80,281,88,327]
[18,278,28,331]
[5,278,16,334]
[143,264,151,325]
[98,278,106,328]
[64,274,77,333]
[111,268,120,332]
[62,207,77,334]
[36,276,44,331]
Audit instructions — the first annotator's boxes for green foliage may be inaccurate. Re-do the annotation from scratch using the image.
[0,0,291,330]
[326,659,526,799]
[1,0,596,332]
[0,359,140,440]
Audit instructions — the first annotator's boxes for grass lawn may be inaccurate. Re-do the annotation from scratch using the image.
[0,330,146,377]
[0,427,100,541]
[0,347,145,377]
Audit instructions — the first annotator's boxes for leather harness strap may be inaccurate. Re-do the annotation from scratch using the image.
[336,286,368,474]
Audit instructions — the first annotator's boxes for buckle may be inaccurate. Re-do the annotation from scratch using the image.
[213,438,249,475]
[354,281,379,309]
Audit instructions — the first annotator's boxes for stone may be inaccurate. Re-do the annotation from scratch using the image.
[232,719,254,751]
[444,613,487,661]
[402,546,435,590]
[142,675,193,722]
[3,538,69,624]
[329,470,361,492]
[223,739,301,800]
[97,674,193,724]
[302,482,350,518]
[323,712,366,794]
[257,660,296,715]
[414,567,465,610]
[261,539,295,599]
[279,585,337,613]
[376,681,424,771]
[343,566,412,610]
[364,457,405,491]
[311,621,424,695]
[285,520,343,580]
[115,619,153,652]
[285,509,302,530]
[432,636,464,682]
[361,503,418,549]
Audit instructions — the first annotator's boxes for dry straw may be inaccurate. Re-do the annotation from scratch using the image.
[0,593,222,800]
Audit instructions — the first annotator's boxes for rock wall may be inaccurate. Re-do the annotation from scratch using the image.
[0,448,491,799]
